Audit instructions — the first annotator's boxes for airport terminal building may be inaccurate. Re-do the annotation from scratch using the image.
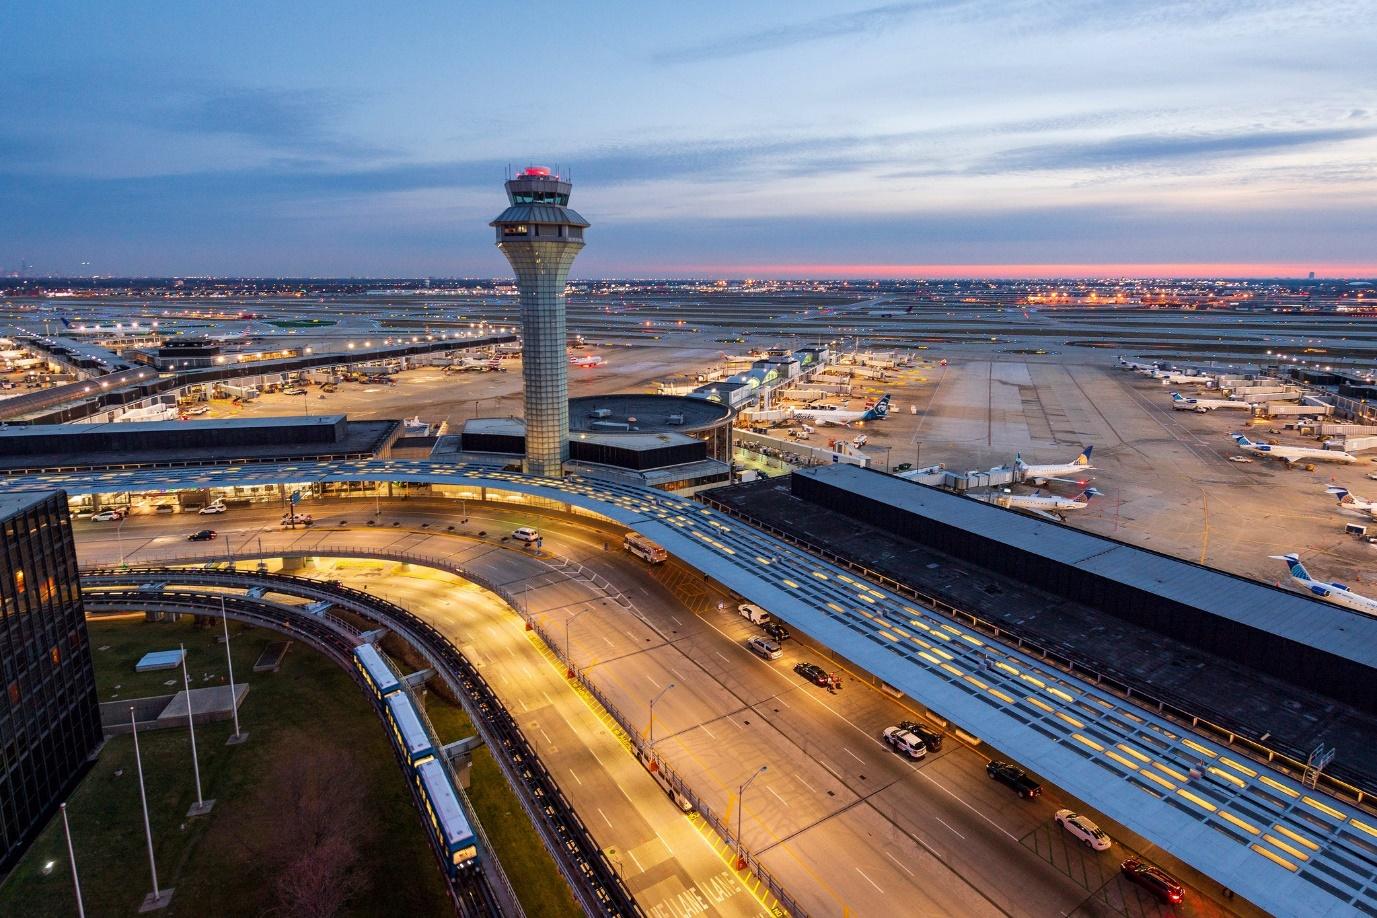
[0,490,101,874]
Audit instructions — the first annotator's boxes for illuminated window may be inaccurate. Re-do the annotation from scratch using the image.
[502,225,529,237]
[7,682,18,705]
[50,646,60,666]
[13,570,24,594]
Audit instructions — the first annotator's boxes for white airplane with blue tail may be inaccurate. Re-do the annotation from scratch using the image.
[1015,446,1094,485]
[1327,486,1377,518]
[1230,433,1356,465]
[790,394,891,427]
[1271,553,1377,616]
[1170,392,1250,412]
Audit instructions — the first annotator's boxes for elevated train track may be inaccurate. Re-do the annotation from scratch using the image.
[82,566,642,918]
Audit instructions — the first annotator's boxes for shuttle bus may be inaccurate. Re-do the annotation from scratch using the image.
[624,532,668,564]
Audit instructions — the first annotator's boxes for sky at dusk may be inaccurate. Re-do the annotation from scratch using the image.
[3,1,1375,278]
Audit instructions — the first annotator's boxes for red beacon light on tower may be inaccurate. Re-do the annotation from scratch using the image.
[521,166,552,177]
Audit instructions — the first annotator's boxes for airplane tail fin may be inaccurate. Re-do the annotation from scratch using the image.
[1078,487,1102,502]
[1327,486,1352,504]
[1074,446,1093,466]
[1014,451,1026,469]
[1170,392,1184,401]
[1231,433,1252,446]
[1270,553,1310,581]
[59,317,72,328]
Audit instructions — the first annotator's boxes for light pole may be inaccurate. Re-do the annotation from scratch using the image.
[564,607,591,678]
[735,765,768,870]
[131,707,172,910]
[116,515,127,567]
[647,682,676,753]
[221,596,247,745]
[180,644,213,816]
[60,803,85,918]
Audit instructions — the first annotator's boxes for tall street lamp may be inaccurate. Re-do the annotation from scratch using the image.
[564,607,591,678]
[647,682,676,761]
[735,765,768,870]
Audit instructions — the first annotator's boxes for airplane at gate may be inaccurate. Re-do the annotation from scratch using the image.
[790,395,890,427]
[983,487,1101,521]
[1230,433,1356,465]
[1326,486,1377,518]
[1271,553,1377,616]
[1170,392,1251,412]
[1015,446,1094,485]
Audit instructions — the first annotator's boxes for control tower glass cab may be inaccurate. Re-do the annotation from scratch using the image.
[490,167,589,478]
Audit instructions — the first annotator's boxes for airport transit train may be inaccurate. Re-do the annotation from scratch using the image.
[1014,446,1094,485]
[1272,554,1377,616]
[1230,433,1356,465]
[1170,392,1251,413]
[352,643,480,876]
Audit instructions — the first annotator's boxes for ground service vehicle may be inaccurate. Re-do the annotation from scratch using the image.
[1055,809,1112,850]
[512,527,540,543]
[746,636,783,660]
[738,603,772,625]
[1120,858,1184,905]
[882,726,928,760]
[624,532,667,563]
[896,720,943,752]
[987,761,1042,798]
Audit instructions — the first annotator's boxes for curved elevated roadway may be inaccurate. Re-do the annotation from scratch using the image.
[81,568,638,918]
[11,457,1377,915]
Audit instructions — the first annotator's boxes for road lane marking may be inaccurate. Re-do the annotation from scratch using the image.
[670,615,682,626]
[856,867,884,893]
[884,850,916,877]
[768,786,789,807]
[598,807,614,829]
[647,674,661,689]
[794,773,816,793]
[700,722,717,739]
[714,650,729,663]
[569,768,583,786]
[628,847,644,874]
[936,817,966,839]
[843,747,864,763]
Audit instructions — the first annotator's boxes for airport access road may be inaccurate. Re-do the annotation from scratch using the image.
[68,502,1244,918]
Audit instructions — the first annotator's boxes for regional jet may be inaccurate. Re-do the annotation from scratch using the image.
[1230,433,1356,465]
[982,487,1101,521]
[1272,553,1377,616]
[1326,486,1377,517]
[1014,446,1094,485]
[1170,392,1251,412]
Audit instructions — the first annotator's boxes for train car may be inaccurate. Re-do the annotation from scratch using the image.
[415,759,480,875]
[354,642,400,699]
[385,691,437,766]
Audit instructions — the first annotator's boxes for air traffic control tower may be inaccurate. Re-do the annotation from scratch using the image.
[491,166,589,477]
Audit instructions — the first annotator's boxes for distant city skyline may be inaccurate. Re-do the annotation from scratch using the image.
[3,1,1375,278]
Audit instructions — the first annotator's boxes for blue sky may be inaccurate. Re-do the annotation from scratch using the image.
[3,1,1375,277]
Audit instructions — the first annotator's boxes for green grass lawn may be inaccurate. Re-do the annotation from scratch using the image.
[0,617,451,917]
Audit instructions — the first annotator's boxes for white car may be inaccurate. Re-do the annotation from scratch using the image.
[882,726,927,760]
[1228,456,1253,463]
[198,502,227,514]
[91,509,126,522]
[281,512,313,525]
[512,527,541,543]
[1054,809,1112,851]
[184,405,210,416]
[737,603,772,625]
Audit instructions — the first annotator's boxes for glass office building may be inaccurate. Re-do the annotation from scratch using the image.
[490,166,589,478]
[0,489,100,875]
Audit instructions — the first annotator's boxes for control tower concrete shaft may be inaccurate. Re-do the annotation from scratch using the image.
[490,167,589,478]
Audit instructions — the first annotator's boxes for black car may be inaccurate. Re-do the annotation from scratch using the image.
[794,662,831,687]
[763,621,791,643]
[897,720,944,753]
[187,529,217,542]
[986,760,1041,798]
[1120,858,1184,905]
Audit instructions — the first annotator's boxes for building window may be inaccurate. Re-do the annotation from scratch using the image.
[502,225,529,237]
[13,570,24,594]
[6,681,18,706]
[50,646,61,666]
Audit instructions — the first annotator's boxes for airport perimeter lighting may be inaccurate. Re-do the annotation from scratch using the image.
[648,682,676,749]
[736,765,768,869]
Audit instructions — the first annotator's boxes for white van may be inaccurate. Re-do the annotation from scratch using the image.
[738,603,772,626]
[512,527,541,544]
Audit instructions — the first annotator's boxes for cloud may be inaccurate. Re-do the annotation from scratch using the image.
[659,1,960,64]
[981,126,1377,173]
